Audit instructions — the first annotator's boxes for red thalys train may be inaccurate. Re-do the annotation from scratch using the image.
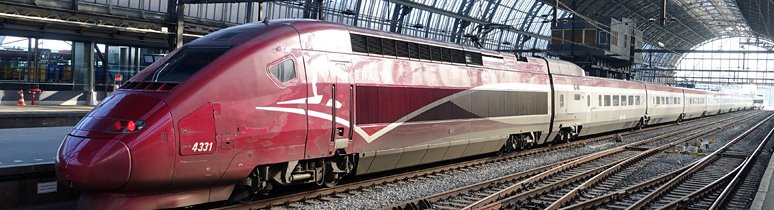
[56,20,753,209]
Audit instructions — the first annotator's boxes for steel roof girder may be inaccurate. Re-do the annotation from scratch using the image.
[384,0,549,40]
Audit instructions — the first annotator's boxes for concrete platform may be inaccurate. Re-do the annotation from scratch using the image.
[0,105,92,128]
[0,126,71,168]
[752,154,774,210]
[0,126,79,209]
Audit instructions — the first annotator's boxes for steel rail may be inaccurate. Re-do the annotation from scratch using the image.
[708,117,774,209]
[545,112,762,210]
[559,112,771,210]
[626,112,774,210]
[378,159,577,210]
[544,127,723,209]
[559,165,690,210]
[656,163,743,210]
[473,122,728,210]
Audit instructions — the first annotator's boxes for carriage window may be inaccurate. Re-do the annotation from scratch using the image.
[560,94,564,107]
[621,95,627,106]
[636,96,640,105]
[613,95,620,106]
[604,95,611,106]
[628,96,634,105]
[575,94,581,100]
[599,95,602,107]
[268,59,296,83]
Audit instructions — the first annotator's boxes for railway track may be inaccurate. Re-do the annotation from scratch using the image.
[210,111,756,210]
[558,112,774,210]
[383,112,760,210]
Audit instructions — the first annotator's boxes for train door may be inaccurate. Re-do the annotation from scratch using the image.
[584,79,594,131]
[331,63,352,153]
[680,90,686,119]
[643,84,649,119]
[304,58,352,159]
[304,57,333,159]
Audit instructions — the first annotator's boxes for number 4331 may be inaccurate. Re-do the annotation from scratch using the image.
[192,142,213,152]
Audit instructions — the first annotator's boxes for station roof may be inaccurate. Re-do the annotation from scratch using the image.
[3,0,770,67]
[541,0,772,66]
[182,0,772,66]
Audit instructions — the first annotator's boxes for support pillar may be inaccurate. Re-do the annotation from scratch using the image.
[176,2,185,49]
[245,2,254,23]
[87,41,97,106]
[257,2,265,21]
[33,39,39,82]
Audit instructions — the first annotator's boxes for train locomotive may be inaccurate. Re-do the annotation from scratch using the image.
[55,19,754,209]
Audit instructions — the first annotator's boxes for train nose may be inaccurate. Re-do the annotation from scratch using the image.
[56,135,131,191]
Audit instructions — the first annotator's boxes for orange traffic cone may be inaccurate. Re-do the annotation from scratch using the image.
[17,90,26,106]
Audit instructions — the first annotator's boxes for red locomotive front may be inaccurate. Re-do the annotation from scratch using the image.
[56,21,319,209]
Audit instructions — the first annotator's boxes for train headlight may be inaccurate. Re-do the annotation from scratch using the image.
[109,120,146,133]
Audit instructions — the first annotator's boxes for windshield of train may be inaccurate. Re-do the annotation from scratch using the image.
[142,46,230,83]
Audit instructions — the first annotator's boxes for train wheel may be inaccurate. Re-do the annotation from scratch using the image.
[518,138,526,150]
[323,155,352,188]
[323,171,340,188]
[230,168,270,203]
[634,118,644,130]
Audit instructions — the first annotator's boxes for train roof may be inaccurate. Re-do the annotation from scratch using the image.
[189,19,747,97]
